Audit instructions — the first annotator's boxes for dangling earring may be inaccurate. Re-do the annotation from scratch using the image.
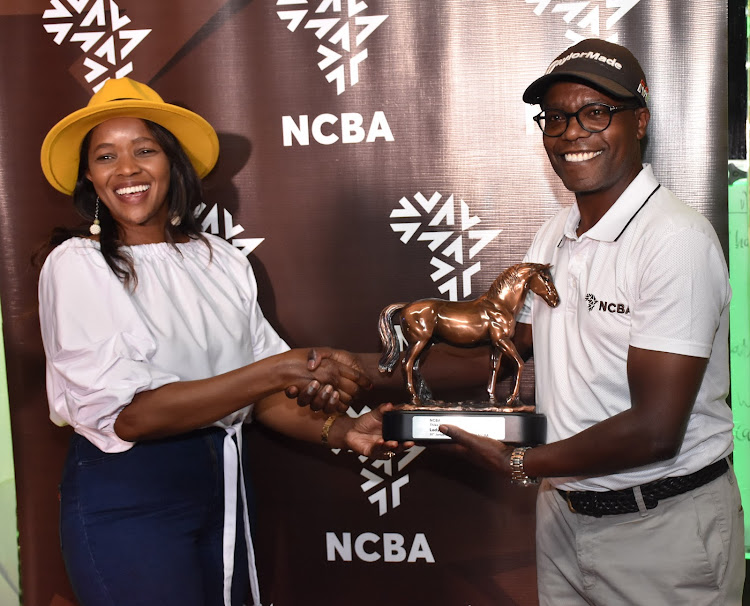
[170,214,182,227]
[89,197,102,235]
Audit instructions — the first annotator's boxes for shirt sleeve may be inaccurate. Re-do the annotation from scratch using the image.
[39,244,179,452]
[629,228,730,358]
[232,243,290,362]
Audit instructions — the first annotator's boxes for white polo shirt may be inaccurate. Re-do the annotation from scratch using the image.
[518,164,734,491]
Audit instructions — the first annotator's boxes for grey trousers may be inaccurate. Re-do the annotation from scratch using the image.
[536,464,746,606]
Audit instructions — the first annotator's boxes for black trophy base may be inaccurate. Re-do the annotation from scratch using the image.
[383,406,546,445]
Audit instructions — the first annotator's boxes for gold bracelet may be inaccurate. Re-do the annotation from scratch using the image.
[321,414,339,447]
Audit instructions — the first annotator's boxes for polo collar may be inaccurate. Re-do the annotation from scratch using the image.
[558,164,660,246]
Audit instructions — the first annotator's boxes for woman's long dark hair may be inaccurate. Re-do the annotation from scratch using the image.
[36,119,210,289]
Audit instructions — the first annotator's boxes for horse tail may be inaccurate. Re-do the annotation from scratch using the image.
[378,303,406,373]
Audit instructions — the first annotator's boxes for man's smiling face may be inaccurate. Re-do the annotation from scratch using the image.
[541,81,649,199]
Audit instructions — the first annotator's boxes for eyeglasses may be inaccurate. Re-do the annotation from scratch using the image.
[533,103,638,137]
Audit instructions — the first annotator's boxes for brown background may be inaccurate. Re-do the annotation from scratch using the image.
[0,1,727,604]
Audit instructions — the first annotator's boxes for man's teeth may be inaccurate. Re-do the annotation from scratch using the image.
[564,151,602,162]
[116,185,150,195]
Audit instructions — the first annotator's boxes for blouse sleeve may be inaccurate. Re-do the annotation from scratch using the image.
[39,243,179,452]
[235,249,290,363]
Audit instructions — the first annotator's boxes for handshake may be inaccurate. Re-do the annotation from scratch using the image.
[270,346,413,461]
[283,347,375,415]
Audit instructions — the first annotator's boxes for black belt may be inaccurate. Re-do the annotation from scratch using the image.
[557,458,728,518]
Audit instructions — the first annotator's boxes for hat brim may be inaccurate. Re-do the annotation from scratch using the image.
[523,71,638,106]
[41,100,219,195]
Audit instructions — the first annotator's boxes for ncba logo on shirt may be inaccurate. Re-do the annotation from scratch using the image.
[585,293,630,315]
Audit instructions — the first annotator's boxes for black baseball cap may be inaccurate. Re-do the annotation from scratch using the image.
[523,39,649,107]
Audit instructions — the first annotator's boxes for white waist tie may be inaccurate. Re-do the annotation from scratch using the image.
[223,422,262,606]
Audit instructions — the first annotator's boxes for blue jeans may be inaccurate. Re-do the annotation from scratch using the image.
[60,428,255,606]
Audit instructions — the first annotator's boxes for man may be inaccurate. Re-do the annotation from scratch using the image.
[436,38,745,605]
[307,38,745,604]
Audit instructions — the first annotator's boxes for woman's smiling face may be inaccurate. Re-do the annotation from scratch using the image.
[85,117,172,244]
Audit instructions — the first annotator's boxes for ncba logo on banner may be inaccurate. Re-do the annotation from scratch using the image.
[525,0,643,43]
[388,191,502,301]
[276,1,393,147]
[42,0,151,91]
[324,407,433,564]
[324,191,501,564]
[326,532,435,563]
[276,0,388,96]
[282,112,394,146]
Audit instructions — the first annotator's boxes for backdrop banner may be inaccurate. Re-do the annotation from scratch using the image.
[0,1,727,605]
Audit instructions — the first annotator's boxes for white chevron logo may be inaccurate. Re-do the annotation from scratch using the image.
[42,0,151,91]
[389,192,502,301]
[196,202,265,257]
[329,406,425,516]
[277,0,388,95]
[525,0,642,43]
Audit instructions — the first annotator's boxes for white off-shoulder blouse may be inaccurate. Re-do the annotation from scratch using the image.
[38,233,290,453]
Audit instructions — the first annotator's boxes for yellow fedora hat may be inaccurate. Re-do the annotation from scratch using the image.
[41,77,219,195]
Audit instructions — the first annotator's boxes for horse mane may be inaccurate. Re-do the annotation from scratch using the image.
[486,262,540,299]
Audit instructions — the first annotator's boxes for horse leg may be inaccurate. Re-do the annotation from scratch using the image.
[402,339,430,404]
[412,343,433,402]
[487,345,502,404]
[496,338,524,406]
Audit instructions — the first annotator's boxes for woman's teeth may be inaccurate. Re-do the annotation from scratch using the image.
[116,185,150,195]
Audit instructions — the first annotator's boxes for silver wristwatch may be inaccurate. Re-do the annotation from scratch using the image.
[510,446,538,487]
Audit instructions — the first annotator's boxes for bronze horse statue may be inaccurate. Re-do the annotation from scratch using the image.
[378,263,559,406]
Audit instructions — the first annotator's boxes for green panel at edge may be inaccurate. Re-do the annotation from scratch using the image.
[728,170,750,559]
[0,302,20,601]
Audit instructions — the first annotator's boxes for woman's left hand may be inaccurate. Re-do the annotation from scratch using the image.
[340,403,414,459]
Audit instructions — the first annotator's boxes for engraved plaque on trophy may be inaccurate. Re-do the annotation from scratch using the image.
[378,263,558,445]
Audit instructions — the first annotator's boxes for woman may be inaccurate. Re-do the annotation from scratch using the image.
[38,77,405,606]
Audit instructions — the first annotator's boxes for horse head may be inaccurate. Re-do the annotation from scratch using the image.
[527,263,559,308]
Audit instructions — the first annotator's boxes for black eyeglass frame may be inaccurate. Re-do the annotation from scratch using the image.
[533,103,639,137]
